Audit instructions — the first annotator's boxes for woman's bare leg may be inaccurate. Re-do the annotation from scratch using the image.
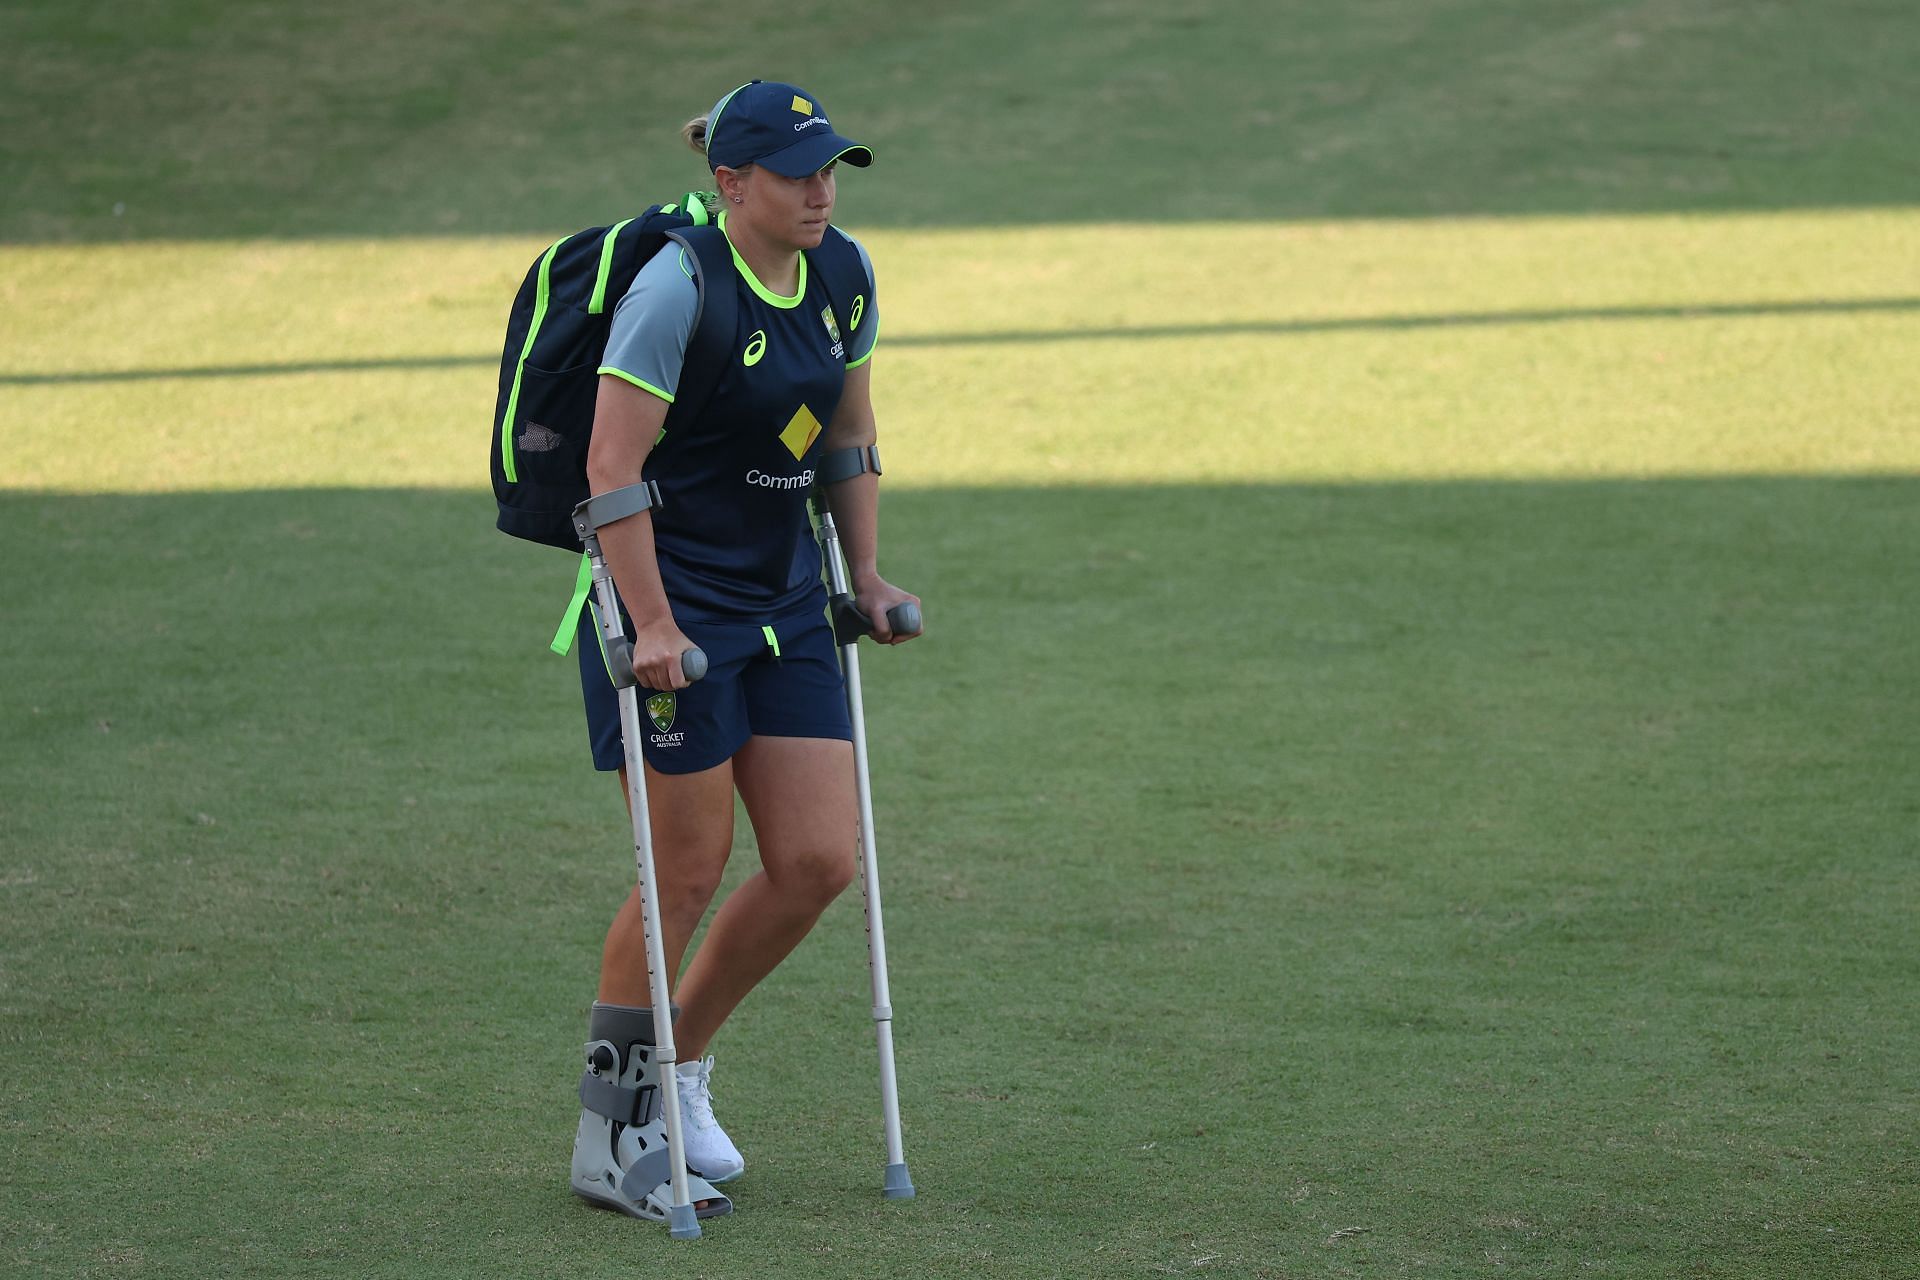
[590,761,741,1210]
[597,760,736,1005]
[671,735,858,1060]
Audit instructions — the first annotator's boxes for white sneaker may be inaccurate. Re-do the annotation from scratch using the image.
[675,1056,745,1183]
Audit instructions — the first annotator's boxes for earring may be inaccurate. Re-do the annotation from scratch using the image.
[731,196,743,204]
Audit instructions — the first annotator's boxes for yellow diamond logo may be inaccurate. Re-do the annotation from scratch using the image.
[791,95,813,115]
[779,404,823,460]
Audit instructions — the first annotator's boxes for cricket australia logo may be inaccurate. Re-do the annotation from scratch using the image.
[820,305,844,359]
[646,692,676,734]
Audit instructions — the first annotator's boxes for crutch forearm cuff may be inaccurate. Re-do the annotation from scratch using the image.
[818,445,882,486]
[571,480,664,541]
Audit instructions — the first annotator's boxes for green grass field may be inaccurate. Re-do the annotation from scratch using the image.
[3,2,1918,1276]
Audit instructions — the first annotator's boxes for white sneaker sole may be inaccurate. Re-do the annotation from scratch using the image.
[690,1158,745,1185]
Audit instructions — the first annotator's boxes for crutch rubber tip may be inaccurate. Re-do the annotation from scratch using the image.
[681,647,709,683]
[886,602,922,637]
[883,1162,916,1199]
[669,1205,702,1239]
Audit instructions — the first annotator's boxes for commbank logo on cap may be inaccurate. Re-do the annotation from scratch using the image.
[791,95,812,114]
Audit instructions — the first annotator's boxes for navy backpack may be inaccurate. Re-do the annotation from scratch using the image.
[490,194,868,550]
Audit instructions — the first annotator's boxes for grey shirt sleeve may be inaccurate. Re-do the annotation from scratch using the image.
[601,232,878,392]
[834,228,881,368]
[598,245,699,401]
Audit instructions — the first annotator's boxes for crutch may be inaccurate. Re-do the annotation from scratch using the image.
[572,485,710,1240]
[814,500,921,1200]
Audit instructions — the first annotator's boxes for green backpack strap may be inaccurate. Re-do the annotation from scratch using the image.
[548,196,727,658]
[550,552,595,655]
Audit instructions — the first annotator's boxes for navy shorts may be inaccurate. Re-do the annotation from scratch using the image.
[576,603,852,775]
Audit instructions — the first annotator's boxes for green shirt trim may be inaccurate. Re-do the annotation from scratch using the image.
[598,366,674,403]
[718,210,806,309]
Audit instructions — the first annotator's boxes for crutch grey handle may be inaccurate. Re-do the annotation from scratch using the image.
[885,602,922,638]
[605,638,708,689]
[832,598,923,645]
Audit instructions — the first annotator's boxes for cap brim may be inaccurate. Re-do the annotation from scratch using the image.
[755,133,873,178]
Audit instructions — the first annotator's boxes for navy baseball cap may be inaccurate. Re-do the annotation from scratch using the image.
[705,80,873,177]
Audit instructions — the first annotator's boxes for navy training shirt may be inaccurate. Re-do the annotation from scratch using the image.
[598,217,878,622]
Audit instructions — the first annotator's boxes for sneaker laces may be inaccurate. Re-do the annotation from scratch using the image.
[677,1056,719,1131]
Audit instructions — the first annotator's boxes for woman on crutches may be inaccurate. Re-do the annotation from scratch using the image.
[565,81,918,1227]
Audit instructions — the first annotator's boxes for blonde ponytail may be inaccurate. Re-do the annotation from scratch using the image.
[682,115,709,156]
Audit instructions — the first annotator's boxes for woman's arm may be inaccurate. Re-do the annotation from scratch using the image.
[585,375,698,688]
[820,360,919,642]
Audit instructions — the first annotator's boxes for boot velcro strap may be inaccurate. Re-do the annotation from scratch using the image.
[580,1071,651,1125]
[620,1146,674,1200]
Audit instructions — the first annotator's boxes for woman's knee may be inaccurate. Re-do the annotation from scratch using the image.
[657,854,728,920]
[772,843,857,907]
[638,761,735,911]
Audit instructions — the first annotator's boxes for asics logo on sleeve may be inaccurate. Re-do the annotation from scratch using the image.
[743,330,767,366]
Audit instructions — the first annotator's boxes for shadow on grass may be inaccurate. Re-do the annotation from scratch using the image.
[5,476,1914,807]
[3,477,1916,1276]
[8,296,1918,386]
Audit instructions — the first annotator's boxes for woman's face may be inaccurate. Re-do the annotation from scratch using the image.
[737,162,837,250]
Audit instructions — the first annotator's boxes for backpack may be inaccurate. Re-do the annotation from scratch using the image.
[491,194,871,550]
